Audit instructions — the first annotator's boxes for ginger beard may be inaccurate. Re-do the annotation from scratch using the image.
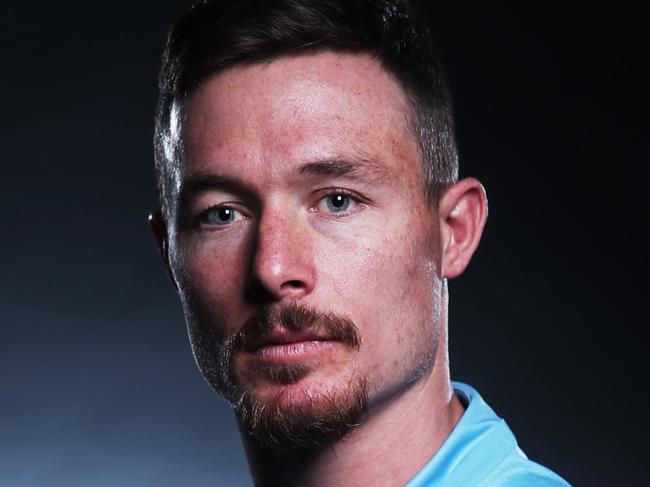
[188,302,369,448]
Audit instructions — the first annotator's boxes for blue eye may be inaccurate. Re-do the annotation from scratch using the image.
[201,206,241,225]
[325,194,351,212]
[315,191,363,216]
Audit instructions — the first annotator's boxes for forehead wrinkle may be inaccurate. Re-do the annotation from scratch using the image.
[177,52,423,207]
[295,157,394,186]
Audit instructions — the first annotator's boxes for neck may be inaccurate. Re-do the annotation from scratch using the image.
[240,326,464,487]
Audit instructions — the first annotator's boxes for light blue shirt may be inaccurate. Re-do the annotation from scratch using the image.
[406,382,571,486]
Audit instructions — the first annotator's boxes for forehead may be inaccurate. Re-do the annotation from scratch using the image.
[179,51,422,188]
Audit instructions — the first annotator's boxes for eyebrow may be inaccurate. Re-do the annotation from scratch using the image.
[178,173,255,207]
[178,156,390,204]
[296,157,389,183]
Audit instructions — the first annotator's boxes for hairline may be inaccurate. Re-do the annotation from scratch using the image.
[159,47,439,219]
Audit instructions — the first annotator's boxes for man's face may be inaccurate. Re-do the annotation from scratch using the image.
[164,52,445,443]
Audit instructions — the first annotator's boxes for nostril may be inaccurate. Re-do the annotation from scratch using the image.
[284,280,304,288]
[277,279,309,299]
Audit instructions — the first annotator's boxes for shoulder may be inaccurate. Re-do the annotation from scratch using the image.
[477,449,572,487]
[406,383,571,487]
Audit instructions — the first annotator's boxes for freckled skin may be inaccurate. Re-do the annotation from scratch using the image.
[156,51,488,485]
[169,52,443,408]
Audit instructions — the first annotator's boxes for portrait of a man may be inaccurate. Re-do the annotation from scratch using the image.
[3,0,645,485]
[149,1,570,484]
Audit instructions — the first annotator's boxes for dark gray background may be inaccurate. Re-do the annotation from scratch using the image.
[1,2,647,485]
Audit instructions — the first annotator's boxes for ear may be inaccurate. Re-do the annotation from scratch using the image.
[148,210,179,290]
[438,178,488,279]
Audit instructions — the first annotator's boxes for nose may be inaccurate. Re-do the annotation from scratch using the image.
[248,208,316,302]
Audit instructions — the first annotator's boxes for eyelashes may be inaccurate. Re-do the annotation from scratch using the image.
[192,189,368,231]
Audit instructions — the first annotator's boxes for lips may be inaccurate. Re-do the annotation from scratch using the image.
[243,326,338,363]
[229,303,361,369]
[245,326,335,352]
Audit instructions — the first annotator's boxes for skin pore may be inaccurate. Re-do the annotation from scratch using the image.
[152,51,487,486]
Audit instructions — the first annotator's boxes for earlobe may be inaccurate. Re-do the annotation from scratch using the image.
[148,211,179,290]
[438,178,488,280]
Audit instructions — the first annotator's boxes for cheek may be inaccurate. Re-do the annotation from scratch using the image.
[313,211,441,379]
[314,219,439,334]
[172,234,250,328]
[315,212,436,301]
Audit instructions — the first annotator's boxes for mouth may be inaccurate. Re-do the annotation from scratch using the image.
[244,326,338,364]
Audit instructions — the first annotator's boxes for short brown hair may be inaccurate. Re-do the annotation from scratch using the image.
[154,0,459,216]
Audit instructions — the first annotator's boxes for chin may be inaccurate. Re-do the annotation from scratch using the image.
[233,373,370,448]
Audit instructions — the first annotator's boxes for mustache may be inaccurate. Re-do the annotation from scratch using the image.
[230,302,361,352]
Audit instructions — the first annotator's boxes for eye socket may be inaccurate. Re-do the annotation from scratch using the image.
[199,206,245,226]
[315,191,361,216]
